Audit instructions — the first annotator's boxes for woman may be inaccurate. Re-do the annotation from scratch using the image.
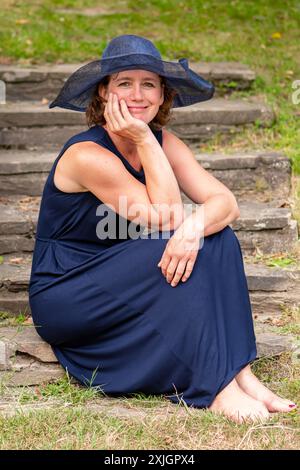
[29,34,296,424]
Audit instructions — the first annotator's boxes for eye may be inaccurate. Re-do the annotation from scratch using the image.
[118,82,155,87]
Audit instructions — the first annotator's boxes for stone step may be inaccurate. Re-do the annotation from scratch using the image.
[233,203,298,255]
[0,149,291,204]
[0,196,38,255]
[0,150,55,197]
[0,322,298,387]
[0,251,299,320]
[0,98,275,148]
[0,62,255,103]
[196,151,291,204]
[0,196,298,256]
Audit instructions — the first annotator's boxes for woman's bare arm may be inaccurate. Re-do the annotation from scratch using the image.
[70,142,183,232]
[136,131,185,228]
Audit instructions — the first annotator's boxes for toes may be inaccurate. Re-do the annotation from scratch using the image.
[249,404,270,423]
[240,413,264,425]
[259,410,270,422]
[268,399,294,413]
[280,398,297,408]
[236,407,270,424]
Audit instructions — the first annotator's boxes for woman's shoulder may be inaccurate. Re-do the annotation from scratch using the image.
[161,127,184,151]
[161,127,182,144]
[53,127,107,194]
[162,127,183,137]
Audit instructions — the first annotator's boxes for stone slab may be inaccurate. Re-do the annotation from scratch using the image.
[0,61,255,102]
[0,150,291,202]
[0,324,298,387]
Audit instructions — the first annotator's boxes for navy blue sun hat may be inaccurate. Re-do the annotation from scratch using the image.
[49,34,215,112]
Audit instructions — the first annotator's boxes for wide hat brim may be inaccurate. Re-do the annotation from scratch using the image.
[48,54,215,112]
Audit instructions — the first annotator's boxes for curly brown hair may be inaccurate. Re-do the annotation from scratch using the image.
[86,73,178,132]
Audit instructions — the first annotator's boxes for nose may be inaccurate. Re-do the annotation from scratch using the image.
[130,84,144,101]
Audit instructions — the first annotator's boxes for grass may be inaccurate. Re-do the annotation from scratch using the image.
[243,242,300,270]
[259,304,300,335]
[0,353,299,449]
[0,309,31,327]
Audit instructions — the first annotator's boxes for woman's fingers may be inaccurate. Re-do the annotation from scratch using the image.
[158,255,196,287]
[165,257,179,284]
[105,93,124,130]
[181,258,196,282]
[169,259,187,287]
[103,94,113,128]
[158,255,171,278]
[120,98,133,120]
[112,93,127,128]
[108,93,121,129]
[104,93,150,143]
[104,99,113,129]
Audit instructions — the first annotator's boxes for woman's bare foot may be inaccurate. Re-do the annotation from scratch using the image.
[236,364,297,413]
[208,378,270,424]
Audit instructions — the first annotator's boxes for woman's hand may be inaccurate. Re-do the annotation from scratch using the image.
[103,92,152,145]
[157,213,203,287]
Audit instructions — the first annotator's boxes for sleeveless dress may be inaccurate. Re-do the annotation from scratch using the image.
[29,124,257,408]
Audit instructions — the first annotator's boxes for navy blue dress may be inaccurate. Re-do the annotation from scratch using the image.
[29,124,257,408]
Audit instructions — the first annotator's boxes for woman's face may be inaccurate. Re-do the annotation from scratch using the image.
[99,69,164,123]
